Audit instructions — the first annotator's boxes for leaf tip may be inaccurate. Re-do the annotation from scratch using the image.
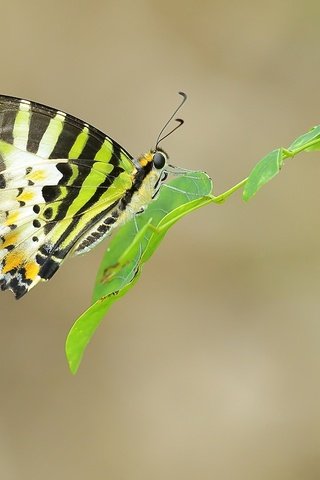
[65,343,81,375]
[65,327,84,375]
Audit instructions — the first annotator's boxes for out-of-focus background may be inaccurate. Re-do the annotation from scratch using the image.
[1,1,320,478]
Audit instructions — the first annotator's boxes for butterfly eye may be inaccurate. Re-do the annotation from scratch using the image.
[153,151,166,169]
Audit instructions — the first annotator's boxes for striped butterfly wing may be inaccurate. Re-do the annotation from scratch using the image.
[0,95,136,298]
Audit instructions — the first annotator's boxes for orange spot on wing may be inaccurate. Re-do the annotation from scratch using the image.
[24,261,39,280]
[2,232,18,248]
[2,251,24,273]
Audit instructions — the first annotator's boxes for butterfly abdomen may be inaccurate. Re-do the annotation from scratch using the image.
[71,157,159,255]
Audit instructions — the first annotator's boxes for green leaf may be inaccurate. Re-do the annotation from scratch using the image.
[243,148,283,201]
[288,125,320,151]
[243,125,320,201]
[66,171,213,374]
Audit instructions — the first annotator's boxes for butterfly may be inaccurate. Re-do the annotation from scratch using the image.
[0,93,187,299]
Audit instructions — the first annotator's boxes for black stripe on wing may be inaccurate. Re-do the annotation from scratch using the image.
[0,94,134,162]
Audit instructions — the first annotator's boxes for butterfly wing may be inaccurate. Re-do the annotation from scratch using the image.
[0,95,136,298]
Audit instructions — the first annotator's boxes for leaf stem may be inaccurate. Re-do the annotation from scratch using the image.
[283,136,320,157]
[211,177,248,204]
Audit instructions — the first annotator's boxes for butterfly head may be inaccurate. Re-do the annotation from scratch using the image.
[137,147,168,171]
[135,148,169,201]
[152,149,167,169]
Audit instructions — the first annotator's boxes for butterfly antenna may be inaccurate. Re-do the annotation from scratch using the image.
[155,92,187,149]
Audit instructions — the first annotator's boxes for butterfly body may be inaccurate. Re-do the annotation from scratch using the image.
[0,95,169,298]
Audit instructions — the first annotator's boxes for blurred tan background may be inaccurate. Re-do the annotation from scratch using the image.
[1,0,320,478]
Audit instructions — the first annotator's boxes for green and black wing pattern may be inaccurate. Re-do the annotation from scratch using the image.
[0,95,137,298]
